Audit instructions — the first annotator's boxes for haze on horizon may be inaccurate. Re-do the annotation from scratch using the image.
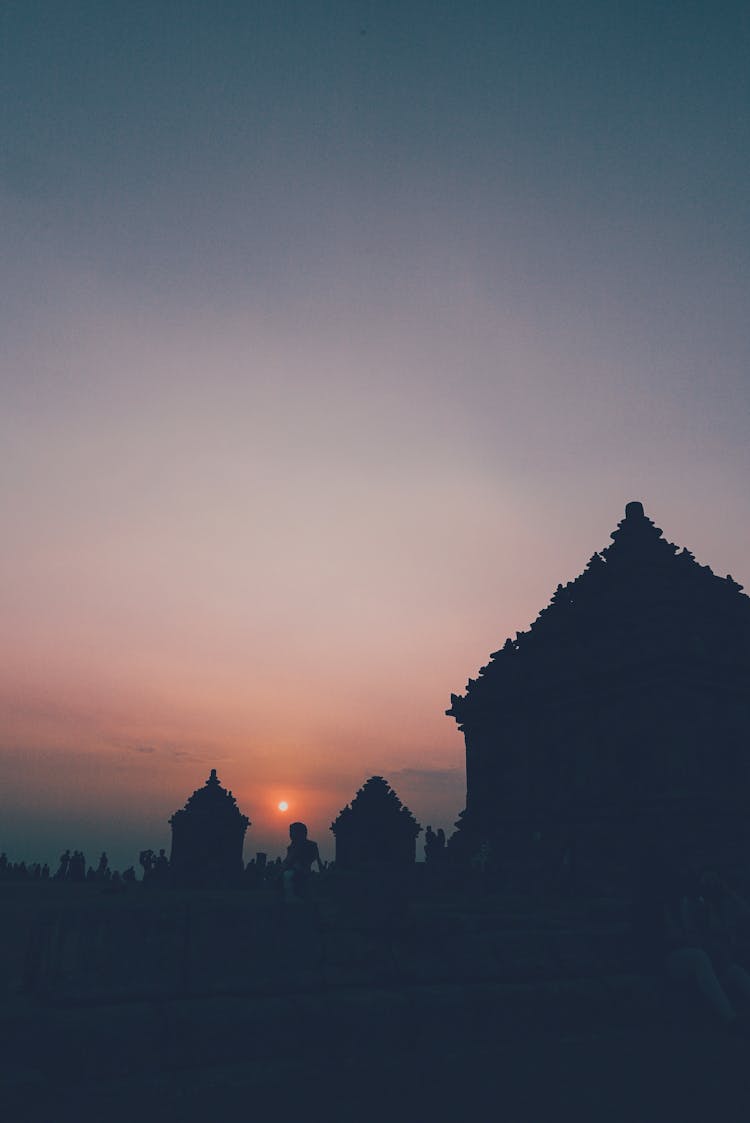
[2,1,749,869]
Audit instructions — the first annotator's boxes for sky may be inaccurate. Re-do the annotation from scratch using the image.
[1,1,749,868]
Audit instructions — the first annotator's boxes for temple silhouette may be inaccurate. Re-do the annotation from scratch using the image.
[447,501,750,886]
[331,776,421,870]
[169,769,250,887]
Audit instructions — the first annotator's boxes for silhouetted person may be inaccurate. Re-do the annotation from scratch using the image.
[637,848,750,1034]
[69,850,86,882]
[139,849,155,882]
[154,848,169,884]
[54,849,70,881]
[425,825,447,889]
[282,822,323,903]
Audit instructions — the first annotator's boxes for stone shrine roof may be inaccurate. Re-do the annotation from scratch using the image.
[169,769,250,826]
[447,501,750,728]
[331,776,421,838]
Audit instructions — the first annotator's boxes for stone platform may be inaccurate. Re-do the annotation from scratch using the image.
[1,883,739,1122]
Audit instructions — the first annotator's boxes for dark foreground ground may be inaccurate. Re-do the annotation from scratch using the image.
[2,881,750,1121]
[3,992,750,1123]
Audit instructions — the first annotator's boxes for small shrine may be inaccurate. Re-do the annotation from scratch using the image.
[331,776,421,870]
[169,769,250,887]
[447,501,750,886]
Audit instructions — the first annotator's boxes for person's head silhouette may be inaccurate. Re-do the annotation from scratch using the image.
[289,822,308,843]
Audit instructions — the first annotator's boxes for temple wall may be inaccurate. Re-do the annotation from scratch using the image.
[460,673,750,889]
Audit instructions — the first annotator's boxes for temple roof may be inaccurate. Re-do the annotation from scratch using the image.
[169,768,250,826]
[331,776,421,838]
[447,501,750,727]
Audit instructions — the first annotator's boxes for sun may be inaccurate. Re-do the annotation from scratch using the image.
[277,800,289,812]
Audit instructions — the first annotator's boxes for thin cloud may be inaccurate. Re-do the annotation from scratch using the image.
[389,766,464,786]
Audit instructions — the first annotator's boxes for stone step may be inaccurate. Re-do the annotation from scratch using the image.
[0,972,685,1094]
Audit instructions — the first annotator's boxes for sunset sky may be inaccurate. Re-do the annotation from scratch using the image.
[2,2,749,868]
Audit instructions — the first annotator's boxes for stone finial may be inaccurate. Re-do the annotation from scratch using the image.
[625,501,645,520]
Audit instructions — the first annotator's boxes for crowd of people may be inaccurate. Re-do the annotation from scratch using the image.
[0,848,137,885]
[0,853,50,882]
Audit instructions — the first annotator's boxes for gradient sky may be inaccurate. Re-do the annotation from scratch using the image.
[2,1,749,868]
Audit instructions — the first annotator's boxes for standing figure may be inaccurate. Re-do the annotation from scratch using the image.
[69,851,86,883]
[54,850,70,881]
[282,822,323,903]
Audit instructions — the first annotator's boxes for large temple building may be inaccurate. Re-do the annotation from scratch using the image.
[447,502,750,886]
